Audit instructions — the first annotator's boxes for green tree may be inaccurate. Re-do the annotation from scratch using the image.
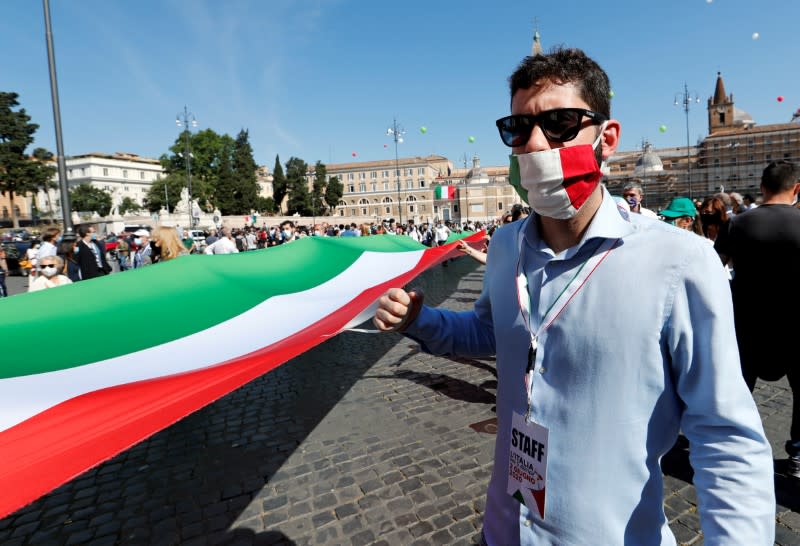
[285,157,310,215]
[70,184,112,216]
[0,92,57,227]
[311,161,327,215]
[271,155,287,213]
[160,129,234,210]
[324,175,343,213]
[254,196,275,213]
[142,173,185,213]
[213,146,237,215]
[230,129,259,215]
[119,196,140,215]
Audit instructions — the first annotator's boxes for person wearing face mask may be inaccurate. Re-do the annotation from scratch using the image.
[621,182,658,218]
[372,48,774,545]
[75,225,112,280]
[28,255,72,291]
[132,229,153,268]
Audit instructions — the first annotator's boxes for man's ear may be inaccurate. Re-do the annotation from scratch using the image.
[601,119,621,160]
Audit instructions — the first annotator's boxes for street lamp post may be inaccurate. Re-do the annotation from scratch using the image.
[386,118,405,225]
[176,106,197,227]
[674,83,700,199]
[42,0,73,235]
[460,153,469,225]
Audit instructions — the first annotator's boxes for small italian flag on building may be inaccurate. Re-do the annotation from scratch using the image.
[435,185,456,200]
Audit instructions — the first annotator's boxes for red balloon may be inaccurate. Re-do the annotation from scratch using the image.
[352,151,357,157]
[777,96,784,102]
[383,144,388,148]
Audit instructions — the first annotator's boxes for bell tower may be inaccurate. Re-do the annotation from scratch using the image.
[707,72,734,134]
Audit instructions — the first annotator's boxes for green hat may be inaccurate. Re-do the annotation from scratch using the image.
[660,197,697,219]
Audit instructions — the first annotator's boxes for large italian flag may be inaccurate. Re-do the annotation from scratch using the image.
[0,232,484,519]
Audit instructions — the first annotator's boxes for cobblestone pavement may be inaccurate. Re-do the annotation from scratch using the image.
[1,257,798,545]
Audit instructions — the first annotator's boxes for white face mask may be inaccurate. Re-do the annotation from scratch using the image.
[41,265,59,278]
[509,124,606,219]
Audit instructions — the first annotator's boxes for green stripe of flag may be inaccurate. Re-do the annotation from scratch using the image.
[0,235,425,379]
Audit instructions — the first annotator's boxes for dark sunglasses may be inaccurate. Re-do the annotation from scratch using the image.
[495,108,608,147]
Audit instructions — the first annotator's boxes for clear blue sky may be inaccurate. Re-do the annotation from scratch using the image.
[2,0,798,170]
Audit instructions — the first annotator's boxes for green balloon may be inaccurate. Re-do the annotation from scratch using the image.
[609,90,615,98]
[659,124,667,133]
[468,136,475,143]
[420,126,427,134]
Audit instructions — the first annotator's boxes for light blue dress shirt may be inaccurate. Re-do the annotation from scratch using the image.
[404,188,775,545]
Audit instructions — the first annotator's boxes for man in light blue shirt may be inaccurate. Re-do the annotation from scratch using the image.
[373,48,774,545]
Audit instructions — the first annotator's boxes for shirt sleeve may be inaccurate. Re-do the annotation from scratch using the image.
[666,238,775,544]
[401,283,496,358]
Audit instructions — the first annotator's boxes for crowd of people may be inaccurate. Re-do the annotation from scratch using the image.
[1,47,797,546]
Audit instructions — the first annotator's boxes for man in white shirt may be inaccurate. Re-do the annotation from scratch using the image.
[204,227,239,255]
[622,182,658,218]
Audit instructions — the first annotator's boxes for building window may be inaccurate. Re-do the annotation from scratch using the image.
[748,139,754,146]
[124,186,129,191]
[359,183,366,192]
[454,205,459,212]
[350,209,355,215]
[348,184,355,192]
[123,169,128,178]
[766,154,772,160]
[419,180,426,188]
[383,182,389,191]
[421,205,426,212]
[417,167,425,175]
[140,171,145,180]
[359,172,366,180]
[1,207,8,219]
[103,168,109,176]
[371,171,377,179]
[371,182,376,191]
[434,205,438,213]
[498,202,504,210]
[406,180,413,189]
[382,170,389,178]
[713,159,720,167]
[68,169,72,178]
[405,168,413,176]
[348,173,354,181]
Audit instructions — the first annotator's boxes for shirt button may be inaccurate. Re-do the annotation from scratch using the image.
[523,519,532,527]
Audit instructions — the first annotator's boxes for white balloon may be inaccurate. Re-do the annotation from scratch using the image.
[752,32,759,40]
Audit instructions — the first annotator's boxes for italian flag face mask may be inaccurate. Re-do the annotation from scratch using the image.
[509,126,605,220]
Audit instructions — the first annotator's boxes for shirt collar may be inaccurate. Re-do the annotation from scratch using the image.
[523,185,636,259]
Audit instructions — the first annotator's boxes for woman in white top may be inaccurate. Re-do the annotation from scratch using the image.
[29,255,73,292]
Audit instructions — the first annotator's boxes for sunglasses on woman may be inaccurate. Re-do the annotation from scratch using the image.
[495,108,608,147]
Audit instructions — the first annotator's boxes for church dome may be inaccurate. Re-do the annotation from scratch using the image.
[634,142,663,175]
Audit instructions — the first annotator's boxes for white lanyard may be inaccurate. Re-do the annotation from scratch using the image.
[515,231,618,420]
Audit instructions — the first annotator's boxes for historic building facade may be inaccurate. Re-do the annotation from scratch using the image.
[321,154,521,226]
[605,72,800,210]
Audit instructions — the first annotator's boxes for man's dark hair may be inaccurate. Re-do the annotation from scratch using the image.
[41,226,61,242]
[509,48,611,117]
[761,160,798,194]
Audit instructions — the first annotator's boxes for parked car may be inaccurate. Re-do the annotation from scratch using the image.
[186,229,207,253]
[1,228,32,242]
